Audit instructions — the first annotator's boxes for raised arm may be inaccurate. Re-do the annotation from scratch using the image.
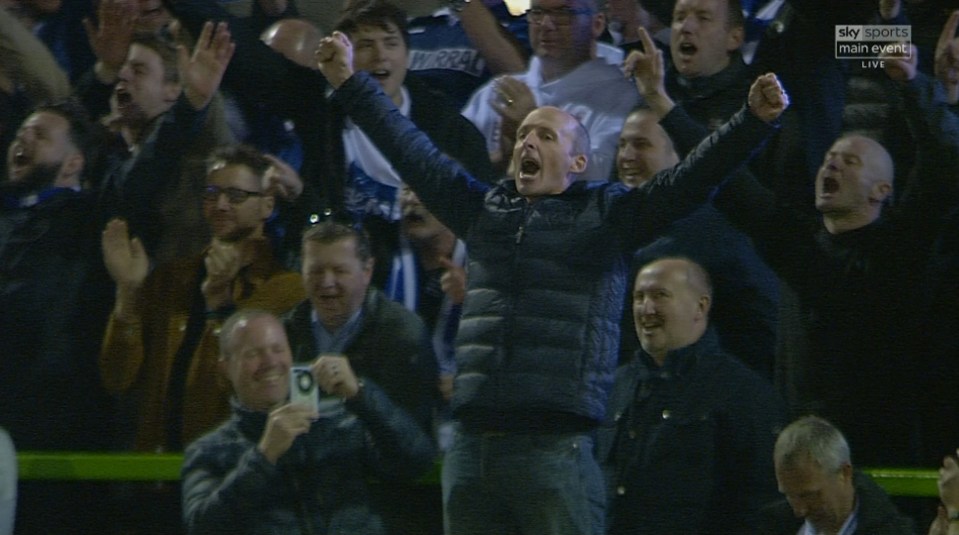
[318,31,489,237]
[613,73,787,250]
[177,20,235,110]
[622,28,674,121]
[884,41,959,220]
[458,0,528,75]
[98,218,150,393]
[167,0,322,116]
[82,0,137,86]
[0,6,70,102]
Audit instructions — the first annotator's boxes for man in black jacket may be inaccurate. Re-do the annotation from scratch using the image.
[599,257,784,534]
[283,220,440,533]
[1,100,115,533]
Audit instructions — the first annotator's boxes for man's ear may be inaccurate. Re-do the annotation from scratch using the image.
[260,195,276,220]
[362,257,375,284]
[592,12,606,39]
[839,462,853,482]
[57,151,85,186]
[698,294,712,317]
[869,181,893,204]
[726,25,745,53]
[164,81,182,104]
[570,153,588,174]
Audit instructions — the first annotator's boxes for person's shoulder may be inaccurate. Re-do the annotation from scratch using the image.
[183,416,243,462]
[280,299,314,329]
[695,343,778,403]
[570,57,635,84]
[723,354,777,395]
[853,471,916,533]
[365,288,427,330]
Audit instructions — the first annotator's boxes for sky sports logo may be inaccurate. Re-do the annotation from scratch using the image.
[835,25,912,66]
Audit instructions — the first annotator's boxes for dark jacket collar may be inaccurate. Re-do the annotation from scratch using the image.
[231,397,269,441]
[636,327,722,380]
[671,52,749,100]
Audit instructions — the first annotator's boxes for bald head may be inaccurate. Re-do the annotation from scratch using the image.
[815,134,894,233]
[509,106,591,200]
[219,309,281,360]
[633,257,712,364]
[840,134,894,185]
[646,257,713,300]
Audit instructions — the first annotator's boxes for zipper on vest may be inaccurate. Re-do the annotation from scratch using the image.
[516,202,531,244]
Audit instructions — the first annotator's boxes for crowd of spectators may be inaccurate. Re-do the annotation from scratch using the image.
[2,0,959,533]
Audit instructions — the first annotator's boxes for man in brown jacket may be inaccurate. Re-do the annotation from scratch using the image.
[99,144,303,453]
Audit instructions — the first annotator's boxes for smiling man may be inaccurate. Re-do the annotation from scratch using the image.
[181,309,435,535]
[317,28,787,534]
[598,257,783,534]
[285,221,436,420]
[284,221,436,429]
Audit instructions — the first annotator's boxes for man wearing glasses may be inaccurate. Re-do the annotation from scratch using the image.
[99,144,304,455]
[461,0,641,181]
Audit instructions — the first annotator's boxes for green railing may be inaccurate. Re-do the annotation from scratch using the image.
[14,452,940,498]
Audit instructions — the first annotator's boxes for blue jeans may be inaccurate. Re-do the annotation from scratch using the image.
[441,424,605,535]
